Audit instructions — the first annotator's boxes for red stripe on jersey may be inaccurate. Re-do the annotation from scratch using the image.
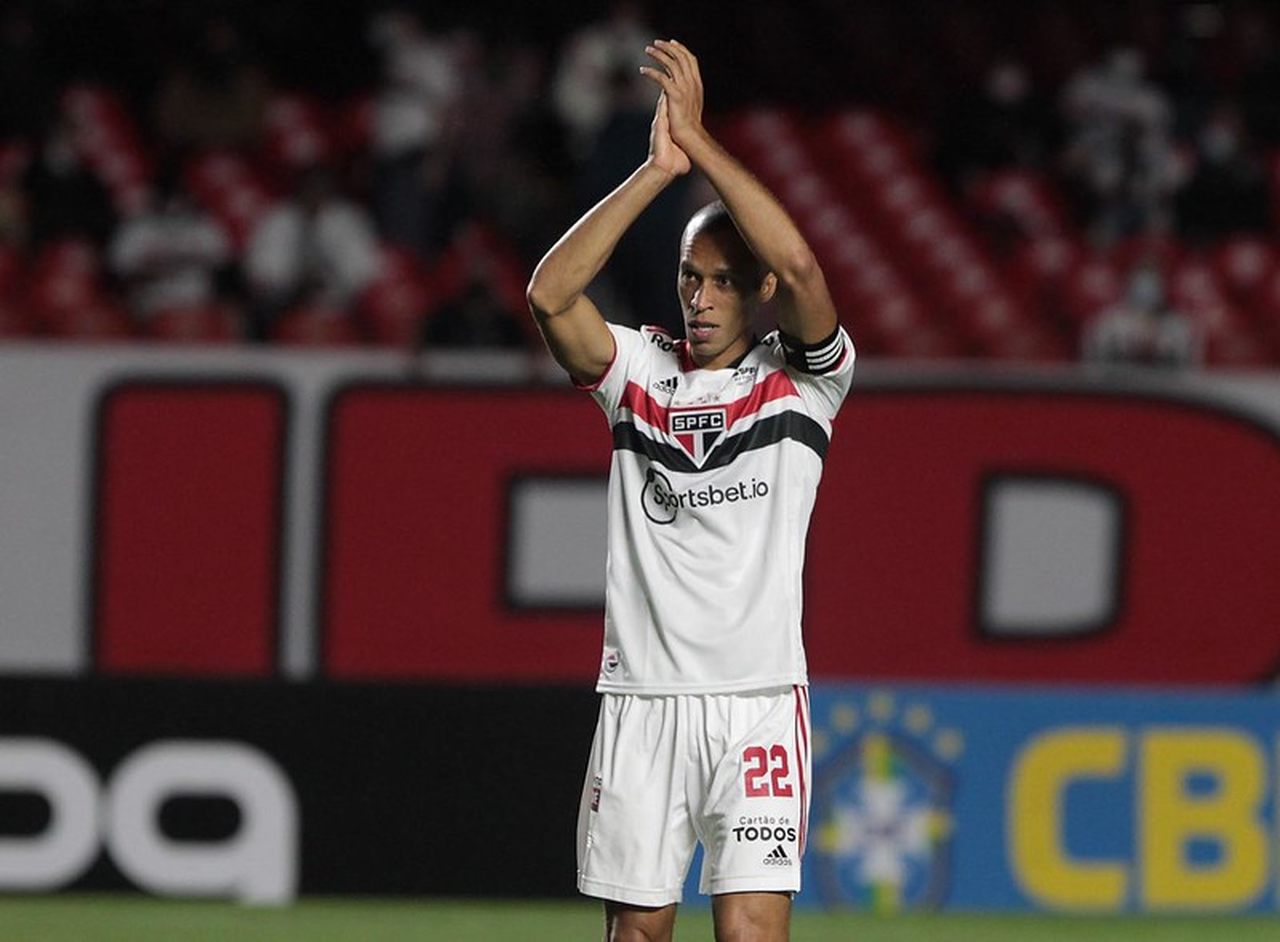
[571,331,619,392]
[620,380,670,429]
[619,368,800,433]
[676,338,696,372]
[727,370,801,430]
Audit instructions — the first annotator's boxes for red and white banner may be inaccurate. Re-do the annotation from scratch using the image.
[3,343,1280,685]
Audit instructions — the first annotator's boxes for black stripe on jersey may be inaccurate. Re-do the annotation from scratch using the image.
[612,411,829,472]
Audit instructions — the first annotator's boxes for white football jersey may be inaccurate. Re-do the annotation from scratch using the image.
[583,323,855,694]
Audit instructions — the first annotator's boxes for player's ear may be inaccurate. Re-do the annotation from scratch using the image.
[758,271,777,304]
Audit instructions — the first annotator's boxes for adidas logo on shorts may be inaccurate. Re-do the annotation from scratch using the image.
[763,844,792,867]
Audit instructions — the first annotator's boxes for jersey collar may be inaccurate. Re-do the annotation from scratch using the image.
[678,335,761,373]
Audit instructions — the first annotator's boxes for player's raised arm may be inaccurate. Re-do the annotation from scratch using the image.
[527,94,691,387]
[640,39,838,347]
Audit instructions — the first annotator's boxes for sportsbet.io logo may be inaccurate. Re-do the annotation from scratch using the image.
[641,467,770,525]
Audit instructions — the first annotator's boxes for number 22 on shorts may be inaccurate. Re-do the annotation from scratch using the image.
[742,744,794,798]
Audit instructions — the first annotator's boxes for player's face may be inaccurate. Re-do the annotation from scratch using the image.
[677,229,772,370]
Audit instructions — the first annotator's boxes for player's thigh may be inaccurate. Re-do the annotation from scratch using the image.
[698,688,809,896]
[578,694,698,904]
[711,891,791,942]
[605,900,678,942]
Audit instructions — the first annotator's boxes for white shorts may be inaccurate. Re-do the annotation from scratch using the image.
[576,686,811,906]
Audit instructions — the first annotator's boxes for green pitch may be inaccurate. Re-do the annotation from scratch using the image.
[0,896,1277,941]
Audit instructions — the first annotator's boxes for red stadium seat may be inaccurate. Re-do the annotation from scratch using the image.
[359,277,435,347]
[878,324,967,359]
[272,303,363,346]
[717,108,805,156]
[184,151,277,248]
[263,93,335,171]
[1202,311,1273,367]
[1111,233,1184,277]
[967,169,1071,240]
[1009,237,1081,283]
[1214,237,1276,310]
[982,324,1072,361]
[1062,255,1123,327]
[62,85,153,215]
[145,304,243,343]
[334,94,375,158]
[0,246,24,300]
[1252,268,1280,329]
[1001,237,1082,330]
[1168,256,1228,314]
[43,298,134,340]
[25,240,106,327]
[952,293,1036,349]
[0,141,31,185]
[0,299,36,337]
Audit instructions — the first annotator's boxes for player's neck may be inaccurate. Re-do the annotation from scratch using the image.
[691,335,757,371]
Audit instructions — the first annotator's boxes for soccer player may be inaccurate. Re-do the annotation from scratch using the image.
[526,39,854,942]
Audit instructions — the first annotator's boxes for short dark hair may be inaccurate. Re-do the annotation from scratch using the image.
[684,199,736,239]
[682,200,767,287]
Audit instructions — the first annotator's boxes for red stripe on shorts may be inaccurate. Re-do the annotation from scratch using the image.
[793,684,810,857]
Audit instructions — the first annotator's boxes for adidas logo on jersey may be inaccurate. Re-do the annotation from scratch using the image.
[763,845,792,867]
[651,375,679,395]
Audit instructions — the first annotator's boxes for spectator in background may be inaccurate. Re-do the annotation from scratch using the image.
[479,49,577,264]
[452,34,566,255]
[1176,100,1270,243]
[0,5,53,143]
[22,112,116,251]
[936,57,1053,188]
[0,185,23,252]
[1060,48,1177,246]
[245,163,380,340]
[421,271,530,350]
[1235,5,1280,147]
[108,162,233,328]
[152,16,270,159]
[367,6,463,259]
[551,0,654,159]
[1082,261,1202,368]
[577,64,688,333]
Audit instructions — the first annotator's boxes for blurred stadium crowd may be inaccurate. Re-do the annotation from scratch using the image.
[2,0,1280,366]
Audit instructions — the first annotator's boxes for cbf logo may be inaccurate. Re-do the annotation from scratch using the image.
[670,407,727,465]
[807,690,959,912]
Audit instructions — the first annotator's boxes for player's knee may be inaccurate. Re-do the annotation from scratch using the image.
[713,919,788,942]
[608,928,671,942]
[605,903,676,942]
[714,929,786,942]
[607,922,674,942]
[712,894,791,942]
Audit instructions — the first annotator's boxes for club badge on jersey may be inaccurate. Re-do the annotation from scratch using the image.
[670,406,727,465]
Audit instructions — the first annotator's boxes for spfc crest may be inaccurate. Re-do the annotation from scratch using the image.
[669,407,727,465]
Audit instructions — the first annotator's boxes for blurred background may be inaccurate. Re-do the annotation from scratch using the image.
[3,0,1280,929]
[3,0,1280,357]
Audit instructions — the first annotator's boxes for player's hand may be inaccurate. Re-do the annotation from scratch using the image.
[640,39,705,151]
[647,93,691,178]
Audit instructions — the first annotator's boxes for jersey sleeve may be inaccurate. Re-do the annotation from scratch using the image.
[772,325,856,421]
[577,323,649,419]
